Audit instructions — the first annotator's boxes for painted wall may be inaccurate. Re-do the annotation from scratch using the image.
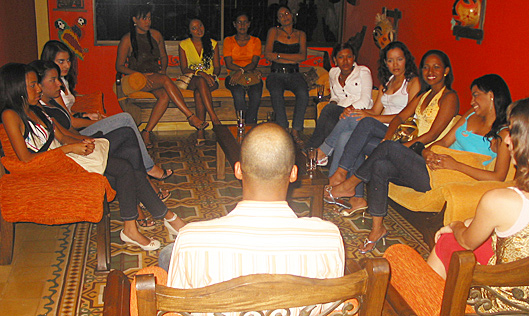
[343,0,529,113]
[0,0,38,65]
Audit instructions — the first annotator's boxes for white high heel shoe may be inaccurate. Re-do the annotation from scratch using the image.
[120,230,161,251]
[164,213,180,240]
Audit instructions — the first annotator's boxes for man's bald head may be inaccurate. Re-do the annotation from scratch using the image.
[240,123,295,182]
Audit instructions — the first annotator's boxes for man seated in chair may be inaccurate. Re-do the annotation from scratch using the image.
[159,123,344,289]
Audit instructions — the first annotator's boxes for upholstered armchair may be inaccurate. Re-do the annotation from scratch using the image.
[0,125,115,272]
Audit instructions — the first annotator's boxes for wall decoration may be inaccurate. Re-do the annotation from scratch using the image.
[373,14,395,49]
[451,0,487,44]
[56,0,84,10]
[55,17,88,60]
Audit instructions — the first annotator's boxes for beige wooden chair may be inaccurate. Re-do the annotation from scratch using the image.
[103,257,390,316]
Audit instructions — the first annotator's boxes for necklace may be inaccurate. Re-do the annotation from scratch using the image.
[279,27,294,39]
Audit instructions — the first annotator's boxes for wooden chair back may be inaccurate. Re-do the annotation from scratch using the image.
[440,250,529,315]
[103,258,390,316]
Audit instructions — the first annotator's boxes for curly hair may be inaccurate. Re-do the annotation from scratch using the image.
[377,41,418,91]
[41,40,77,93]
[419,50,454,93]
[507,98,529,191]
[130,4,155,60]
[187,18,214,71]
[471,74,512,140]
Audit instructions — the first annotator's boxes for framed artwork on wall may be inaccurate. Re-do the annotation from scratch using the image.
[56,0,85,11]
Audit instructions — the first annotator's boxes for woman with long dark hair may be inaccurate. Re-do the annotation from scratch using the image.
[179,17,222,146]
[116,5,207,147]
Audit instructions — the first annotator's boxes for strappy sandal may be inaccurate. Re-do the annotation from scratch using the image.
[158,189,171,202]
[141,129,154,149]
[323,185,352,209]
[136,217,156,230]
[187,113,209,130]
[148,168,173,181]
[359,232,388,254]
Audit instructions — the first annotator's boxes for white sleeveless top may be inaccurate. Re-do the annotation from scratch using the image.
[60,78,76,110]
[496,187,529,238]
[381,76,409,116]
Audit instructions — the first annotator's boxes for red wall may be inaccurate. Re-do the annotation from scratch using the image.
[47,0,122,115]
[0,0,38,65]
[344,0,528,113]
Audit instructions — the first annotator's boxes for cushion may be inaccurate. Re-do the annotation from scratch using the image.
[71,91,105,114]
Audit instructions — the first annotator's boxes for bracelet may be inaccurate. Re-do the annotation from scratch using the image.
[194,69,200,76]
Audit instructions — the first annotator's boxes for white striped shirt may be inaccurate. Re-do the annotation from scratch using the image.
[167,201,345,290]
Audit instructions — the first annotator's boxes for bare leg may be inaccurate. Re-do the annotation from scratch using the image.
[144,73,205,128]
[122,220,151,245]
[188,76,221,125]
[144,88,170,132]
[349,197,367,210]
[427,246,447,279]
[359,216,387,253]
[329,167,348,186]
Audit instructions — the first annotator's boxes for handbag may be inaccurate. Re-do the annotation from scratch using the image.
[302,67,319,90]
[391,117,418,143]
[64,138,110,175]
[234,70,262,86]
[175,73,194,90]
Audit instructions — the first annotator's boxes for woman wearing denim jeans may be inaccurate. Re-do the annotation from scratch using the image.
[264,5,307,144]
[224,12,263,124]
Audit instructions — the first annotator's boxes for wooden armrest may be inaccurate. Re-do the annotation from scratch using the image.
[103,270,131,316]
[385,283,417,316]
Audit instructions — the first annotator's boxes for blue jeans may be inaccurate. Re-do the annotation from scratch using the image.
[226,76,263,124]
[79,112,154,172]
[159,242,175,272]
[355,140,431,217]
[306,102,344,148]
[266,72,309,131]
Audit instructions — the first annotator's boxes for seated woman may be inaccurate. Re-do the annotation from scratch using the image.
[116,5,207,147]
[385,96,529,314]
[264,5,308,144]
[329,73,512,254]
[0,62,185,250]
[42,39,172,181]
[315,41,420,184]
[223,12,263,124]
[305,42,373,149]
[325,50,456,211]
[179,17,222,146]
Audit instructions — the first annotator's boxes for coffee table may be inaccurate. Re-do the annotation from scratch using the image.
[213,124,328,218]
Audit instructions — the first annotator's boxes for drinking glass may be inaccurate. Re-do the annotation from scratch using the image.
[306,147,317,173]
[237,110,245,132]
[317,85,325,102]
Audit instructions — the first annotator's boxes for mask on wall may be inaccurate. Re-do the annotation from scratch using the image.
[54,17,88,60]
[373,14,395,50]
[452,0,482,28]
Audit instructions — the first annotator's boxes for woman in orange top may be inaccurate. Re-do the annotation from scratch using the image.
[223,12,263,124]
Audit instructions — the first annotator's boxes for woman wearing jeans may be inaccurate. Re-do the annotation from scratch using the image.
[223,12,263,124]
[264,5,308,144]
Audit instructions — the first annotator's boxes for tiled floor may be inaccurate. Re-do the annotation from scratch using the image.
[0,223,63,315]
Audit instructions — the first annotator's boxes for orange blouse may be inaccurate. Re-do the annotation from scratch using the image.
[223,35,261,74]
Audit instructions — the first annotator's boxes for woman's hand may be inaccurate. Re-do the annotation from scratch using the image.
[66,139,95,156]
[144,73,155,90]
[434,224,454,243]
[340,109,371,120]
[428,154,459,170]
[229,69,244,86]
[83,112,106,121]
[198,71,216,87]
[340,106,360,119]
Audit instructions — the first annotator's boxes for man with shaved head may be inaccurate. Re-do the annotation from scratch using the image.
[162,123,344,291]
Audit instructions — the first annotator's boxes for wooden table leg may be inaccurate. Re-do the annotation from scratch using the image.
[216,142,226,180]
[311,185,324,219]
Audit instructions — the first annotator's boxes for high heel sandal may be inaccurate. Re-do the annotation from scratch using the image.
[120,230,160,251]
[148,168,174,181]
[141,129,154,149]
[340,205,368,217]
[323,186,352,209]
[187,113,209,130]
[359,232,388,254]
[164,213,180,240]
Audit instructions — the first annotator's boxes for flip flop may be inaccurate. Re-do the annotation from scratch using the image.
[148,168,173,181]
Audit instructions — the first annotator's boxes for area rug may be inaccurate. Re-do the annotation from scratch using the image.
[49,130,430,315]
